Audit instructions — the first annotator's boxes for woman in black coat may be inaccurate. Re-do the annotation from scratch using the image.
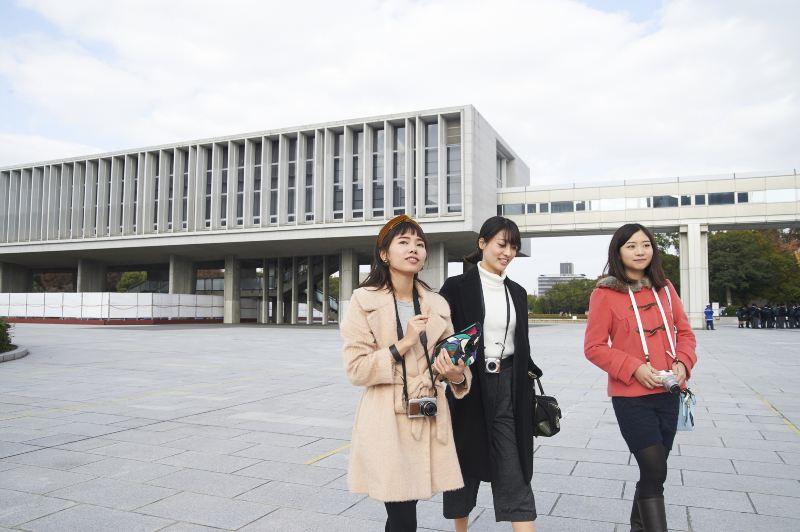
[439,216,540,532]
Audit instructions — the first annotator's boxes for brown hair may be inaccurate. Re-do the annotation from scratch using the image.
[360,219,432,293]
[604,223,667,289]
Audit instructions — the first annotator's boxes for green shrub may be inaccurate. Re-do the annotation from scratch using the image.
[0,319,13,353]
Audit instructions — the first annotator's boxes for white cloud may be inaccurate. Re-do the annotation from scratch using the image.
[0,133,102,168]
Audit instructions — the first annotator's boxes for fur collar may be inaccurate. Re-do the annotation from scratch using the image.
[596,275,652,293]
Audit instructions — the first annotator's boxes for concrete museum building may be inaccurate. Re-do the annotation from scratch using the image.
[0,105,529,324]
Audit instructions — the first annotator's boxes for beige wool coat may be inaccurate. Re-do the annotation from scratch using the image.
[341,285,473,502]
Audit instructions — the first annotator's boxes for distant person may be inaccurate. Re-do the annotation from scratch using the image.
[749,304,761,329]
[341,214,470,531]
[703,305,714,330]
[440,216,540,532]
[736,306,747,328]
[585,223,697,532]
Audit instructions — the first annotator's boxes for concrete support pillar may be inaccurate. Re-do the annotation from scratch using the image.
[419,242,447,290]
[679,223,710,330]
[322,255,330,325]
[260,258,269,324]
[0,262,31,293]
[276,259,284,325]
[76,259,107,292]
[169,255,195,294]
[290,257,299,324]
[306,256,314,325]
[339,249,359,319]
[224,255,241,324]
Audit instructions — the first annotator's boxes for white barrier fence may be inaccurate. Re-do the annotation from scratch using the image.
[0,293,225,320]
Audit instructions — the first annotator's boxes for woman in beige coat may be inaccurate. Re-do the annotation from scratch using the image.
[342,214,472,531]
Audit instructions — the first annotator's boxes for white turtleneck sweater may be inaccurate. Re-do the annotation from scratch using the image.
[478,261,516,360]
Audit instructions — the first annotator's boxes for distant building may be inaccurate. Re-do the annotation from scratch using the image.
[538,264,586,295]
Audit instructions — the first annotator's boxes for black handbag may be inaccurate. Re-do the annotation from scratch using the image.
[529,371,562,437]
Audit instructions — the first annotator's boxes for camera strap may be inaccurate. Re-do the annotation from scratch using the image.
[393,286,436,406]
[628,286,677,365]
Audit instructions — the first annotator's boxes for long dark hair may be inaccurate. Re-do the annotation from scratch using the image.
[464,216,523,264]
[360,220,432,293]
[604,223,667,289]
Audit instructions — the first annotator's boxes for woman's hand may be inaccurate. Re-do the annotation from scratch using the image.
[672,360,687,386]
[397,315,429,353]
[432,349,466,383]
[633,363,661,389]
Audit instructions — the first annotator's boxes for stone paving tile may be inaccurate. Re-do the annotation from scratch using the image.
[89,441,186,462]
[550,494,688,530]
[688,507,798,532]
[150,468,267,498]
[535,471,626,498]
[733,460,800,479]
[678,443,782,463]
[777,451,800,464]
[0,488,75,528]
[157,450,261,474]
[158,523,229,532]
[0,429,53,443]
[19,503,172,531]
[236,480,364,514]
[240,507,382,531]
[0,441,40,459]
[63,412,133,425]
[233,442,320,463]
[0,465,96,494]
[53,437,118,452]
[572,461,682,484]
[21,434,89,447]
[70,457,180,483]
[474,513,617,532]
[46,421,124,437]
[682,469,800,496]
[48,477,177,510]
[622,482,752,512]
[749,492,800,519]
[230,431,321,450]
[4,448,105,470]
[235,460,345,486]
[532,457,576,475]
[163,435,258,455]
[533,446,631,465]
[104,429,190,445]
[666,454,736,473]
[138,491,276,530]
[720,437,800,452]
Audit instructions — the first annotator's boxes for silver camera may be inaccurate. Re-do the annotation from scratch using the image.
[485,358,501,374]
[656,370,680,394]
[407,397,437,418]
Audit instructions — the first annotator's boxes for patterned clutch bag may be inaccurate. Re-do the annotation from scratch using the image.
[432,323,481,366]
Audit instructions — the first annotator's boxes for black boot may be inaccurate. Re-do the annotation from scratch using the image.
[630,490,643,532]
[637,496,667,532]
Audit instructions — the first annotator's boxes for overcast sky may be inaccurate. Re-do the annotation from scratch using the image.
[1,0,797,293]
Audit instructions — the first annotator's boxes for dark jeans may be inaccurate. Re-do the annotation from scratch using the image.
[385,500,417,532]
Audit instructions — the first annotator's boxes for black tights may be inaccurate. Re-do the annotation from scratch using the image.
[633,444,670,498]
[384,500,417,532]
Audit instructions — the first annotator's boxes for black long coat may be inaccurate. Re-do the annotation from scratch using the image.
[439,265,540,483]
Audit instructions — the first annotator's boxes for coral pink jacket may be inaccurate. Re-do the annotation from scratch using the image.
[584,276,697,397]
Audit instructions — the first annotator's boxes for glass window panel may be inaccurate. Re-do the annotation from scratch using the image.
[653,195,679,208]
[504,203,524,215]
[765,188,797,203]
[599,198,625,211]
[551,201,573,213]
[575,201,586,211]
[539,202,549,213]
[681,195,691,206]
[526,203,536,214]
[708,192,734,205]
[737,192,748,203]
[695,194,706,205]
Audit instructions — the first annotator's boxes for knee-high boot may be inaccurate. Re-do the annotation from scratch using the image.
[636,496,667,532]
[630,487,643,532]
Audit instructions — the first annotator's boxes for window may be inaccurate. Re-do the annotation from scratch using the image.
[446,118,461,213]
[179,151,188,230]
[152,154,160,231]
[575,201,586,211]
[269,139,279,224]
[424,122,438,214]
[204,148,213,227]
[333,133,344,219]
[252,143,262,225]
[526,204,536,214]
[165,152,173,230]
[132,159,139,232]
[694,194,706,205]
[116,158,125,233]
[220,146,228,227]
[653,195,679,208]
[551,201,573,213]
[539,202,549,213]
[504,203,524,215]
[626,197,652,209]
[304,136,314,221]
[681,195,691,206]
[372,128,384,218]
[287,138,296,223]
[708,192,734,205]
[236,145,244,225]
[737,192,748,204]
[352,130,363,219]
[392,126,405,215]
[103,160,111,235]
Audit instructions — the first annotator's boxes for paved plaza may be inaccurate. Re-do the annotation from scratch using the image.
[1,320,799,531]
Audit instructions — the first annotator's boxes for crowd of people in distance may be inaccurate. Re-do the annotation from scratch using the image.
[735,304,800,329]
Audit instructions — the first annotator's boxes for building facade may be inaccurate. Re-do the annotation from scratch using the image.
[0,105,530,323]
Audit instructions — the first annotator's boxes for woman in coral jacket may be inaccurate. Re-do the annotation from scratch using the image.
[584,223,697,532]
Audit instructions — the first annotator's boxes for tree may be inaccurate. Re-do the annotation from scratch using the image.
[654,231,680,293]
[541,278,596,314]
[117,272,147,293]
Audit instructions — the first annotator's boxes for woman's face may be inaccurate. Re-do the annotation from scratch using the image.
[619,230,653,278]
[479,230,518,275]
[381,230,427,275]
